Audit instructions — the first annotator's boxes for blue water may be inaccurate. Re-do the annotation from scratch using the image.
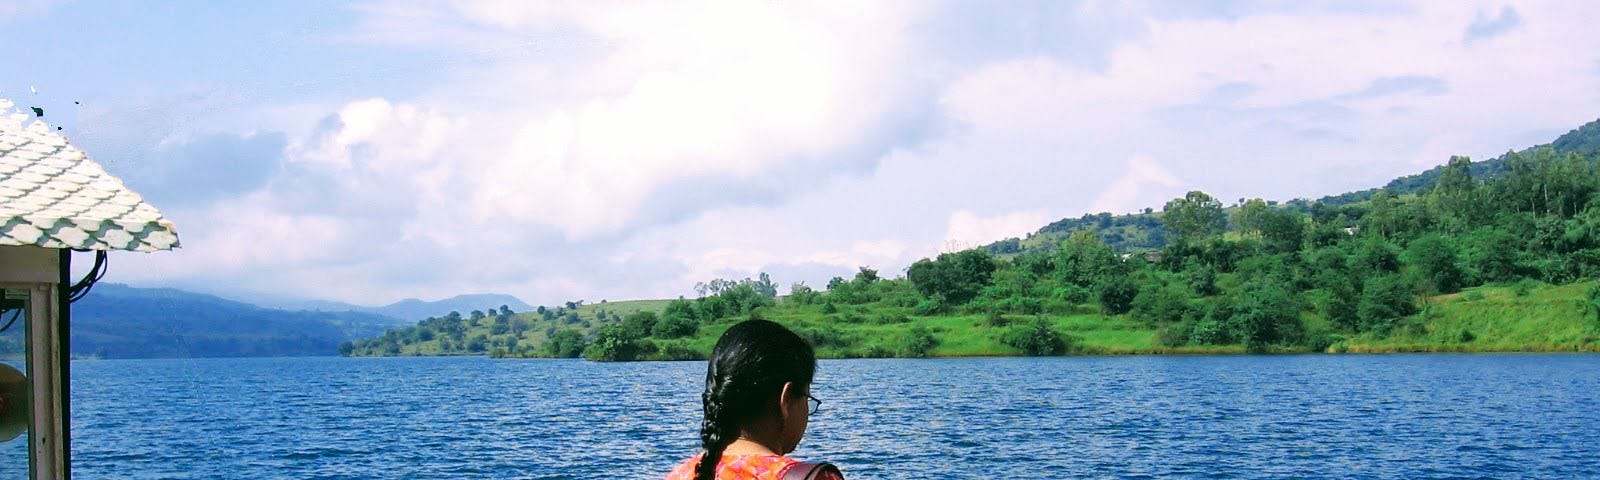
[2,355,1597,479]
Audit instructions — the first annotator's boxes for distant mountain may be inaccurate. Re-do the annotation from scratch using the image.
[214,290,533,323]
[369,294,533,322]
[217,291,370,312]
[70,284,413,359]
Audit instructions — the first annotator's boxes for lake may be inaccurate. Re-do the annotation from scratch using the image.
[3,354,1597,479]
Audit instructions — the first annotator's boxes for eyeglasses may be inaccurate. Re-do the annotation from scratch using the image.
[807,394,822,415]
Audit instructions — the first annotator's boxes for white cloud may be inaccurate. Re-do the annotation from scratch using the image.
[89,1,1600,305]
[0,0,59,25]
[337,1,933,239]
[943,209,1051,252]
[1088,155,1184,214]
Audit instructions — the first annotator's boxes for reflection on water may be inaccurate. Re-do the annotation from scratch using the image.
[14,354,1600,479]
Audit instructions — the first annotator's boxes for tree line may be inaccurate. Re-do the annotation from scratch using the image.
[345,142,1600,359]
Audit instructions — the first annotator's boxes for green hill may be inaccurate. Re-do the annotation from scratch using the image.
[347,117,1600,360]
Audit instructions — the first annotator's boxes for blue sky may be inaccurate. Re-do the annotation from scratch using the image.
[4,0,1599,306]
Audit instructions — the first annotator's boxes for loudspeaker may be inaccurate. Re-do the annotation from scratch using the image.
[0,363,26,442]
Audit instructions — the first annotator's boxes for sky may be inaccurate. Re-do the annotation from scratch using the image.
[3,0,1599,307]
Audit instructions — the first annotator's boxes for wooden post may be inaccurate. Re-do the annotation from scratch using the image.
[26,281,64,480]
[0,245,69,480]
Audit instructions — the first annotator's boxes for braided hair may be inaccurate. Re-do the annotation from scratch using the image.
[694,320,817,480]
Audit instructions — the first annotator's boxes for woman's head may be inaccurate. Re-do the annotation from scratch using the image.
[695,319,817,480]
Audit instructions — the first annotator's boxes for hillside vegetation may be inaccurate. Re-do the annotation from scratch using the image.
[346,119,1600,360]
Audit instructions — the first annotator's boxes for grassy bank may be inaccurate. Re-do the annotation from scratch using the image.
[1341,281,1600,353]
[345,280,1599,360]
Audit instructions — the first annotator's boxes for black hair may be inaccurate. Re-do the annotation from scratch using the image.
[694,319,817,480]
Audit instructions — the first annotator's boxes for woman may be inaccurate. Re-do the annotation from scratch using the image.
[664,320,843,480]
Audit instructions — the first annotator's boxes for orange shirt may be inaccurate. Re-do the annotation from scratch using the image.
[664,453,844,480]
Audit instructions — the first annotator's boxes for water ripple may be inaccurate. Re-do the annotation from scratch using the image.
[0,355,1595,478]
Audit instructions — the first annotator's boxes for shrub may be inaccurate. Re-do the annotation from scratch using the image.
[1096,277,1138,315]
[1131,283,1191,325]
[1305,333,1345,352]
[872,313,911,325]
[862,344,895,358]
[1512,279,1538,297]
[583,324,654,361]
[1000,318,1076,356]
[1358,274,1417,333]
[651,314,699,339]
[788,283,820,305]
[795,325,853,349]
[1055,285,1093,304]
[621,311,659,338]
[898,326,939,358]
[1157,323,1191,347]
[652,343,705,361]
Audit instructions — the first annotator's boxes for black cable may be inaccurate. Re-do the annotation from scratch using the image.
[0,250,107,333]
[0,308,18,335]
[67,250,108,303]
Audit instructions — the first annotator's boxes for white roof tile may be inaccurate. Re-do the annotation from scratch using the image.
[0,98,179,252]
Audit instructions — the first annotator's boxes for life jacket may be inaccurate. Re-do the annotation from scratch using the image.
[781,461,842,480]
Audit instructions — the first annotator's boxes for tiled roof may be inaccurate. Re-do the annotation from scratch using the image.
[0,99,179,252]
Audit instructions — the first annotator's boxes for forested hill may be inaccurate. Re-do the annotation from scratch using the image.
[988,117,1600,256]
[348,116,1600,361]
[1316,118,1600,206]
[64,284,412,358]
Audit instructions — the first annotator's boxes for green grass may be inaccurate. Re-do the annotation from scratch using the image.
[1344,281,1600,353]
[351,280,1600,359]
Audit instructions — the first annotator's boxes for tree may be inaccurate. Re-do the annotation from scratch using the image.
[651,314,699,339]
[1163,191,1227,240]
[1232,198,1272,233]
[787,283,818,305]
[1406,234,1465,294]
[1258,208,1306,253]
[620,311,659,339]
[1231,280,1303,352]
[898,325,939,358]
[584,323,653,361]
[663,298,697,322]
[853,267,880,286]
[1055,231,1120,287]
[545,329,587,358]
[1095,276,1138,315]
[1350,236,1401,276]
[751,273,779,298]
[1357,274,1416,332]
[1183,260,1219,296]
[907,249,998,306]
[1131,282,1192,324]
[1431,155,1484,227]
[1589,284,1600,326]
[1463,227,1521,283]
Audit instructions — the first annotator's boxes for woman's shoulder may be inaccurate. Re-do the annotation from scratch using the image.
[663,454,842,480]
